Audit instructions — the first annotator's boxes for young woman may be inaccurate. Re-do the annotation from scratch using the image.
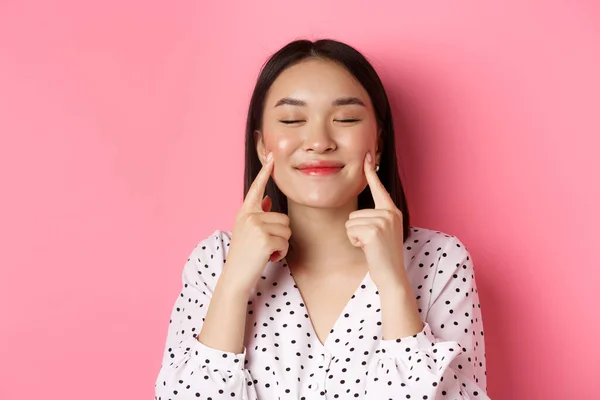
[155,39,488,399]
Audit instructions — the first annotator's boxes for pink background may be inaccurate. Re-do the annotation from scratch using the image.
[1,1,599,399]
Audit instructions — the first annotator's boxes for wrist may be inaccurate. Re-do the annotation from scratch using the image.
[217,268,255,297]
[378,285,416,310]
[376,275,412,298]
[379,281,424,340]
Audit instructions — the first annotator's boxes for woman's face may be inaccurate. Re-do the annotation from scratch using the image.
[258,58,380,209]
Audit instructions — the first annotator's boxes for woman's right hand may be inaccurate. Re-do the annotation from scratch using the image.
[222,152,291,294]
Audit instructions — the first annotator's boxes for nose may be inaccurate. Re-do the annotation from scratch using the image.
[302,123,336,153]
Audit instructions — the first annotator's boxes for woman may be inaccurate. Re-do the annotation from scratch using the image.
[155,39,488,399]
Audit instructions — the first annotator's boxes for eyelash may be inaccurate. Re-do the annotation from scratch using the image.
[278,119,361,124]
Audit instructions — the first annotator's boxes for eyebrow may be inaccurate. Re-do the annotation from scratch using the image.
[273,96,366,108]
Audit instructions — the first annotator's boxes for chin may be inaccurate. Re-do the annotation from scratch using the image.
[276,178,364,210]
[287,190,358,209]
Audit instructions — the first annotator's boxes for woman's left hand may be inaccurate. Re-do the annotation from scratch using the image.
[345,152,410,293]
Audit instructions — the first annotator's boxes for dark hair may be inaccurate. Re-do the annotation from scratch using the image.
[243,39,411,241]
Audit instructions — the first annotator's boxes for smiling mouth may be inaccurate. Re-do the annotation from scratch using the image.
[296,166,344,176]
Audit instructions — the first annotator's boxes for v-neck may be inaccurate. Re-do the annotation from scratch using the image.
[281,259,372,349]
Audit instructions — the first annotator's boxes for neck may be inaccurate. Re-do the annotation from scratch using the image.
[286,198,366,274]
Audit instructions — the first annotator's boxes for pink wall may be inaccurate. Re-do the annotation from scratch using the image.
[1,1,599,399]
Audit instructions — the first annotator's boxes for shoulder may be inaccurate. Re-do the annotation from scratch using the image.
[405,225,474,276]
[180,229,233,285]
[407,225,470,255]
[406,226,478,298]
[406,225,463,248]
[189,229,233,258]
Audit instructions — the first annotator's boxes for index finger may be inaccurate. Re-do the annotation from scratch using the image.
[364,152,395,209]
[243,153,274,211]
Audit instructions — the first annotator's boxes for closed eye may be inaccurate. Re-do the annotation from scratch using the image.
[279,120,305,124]
[335,119,361,123]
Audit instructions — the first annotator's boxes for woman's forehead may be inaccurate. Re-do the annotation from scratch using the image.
[265,59,371,108]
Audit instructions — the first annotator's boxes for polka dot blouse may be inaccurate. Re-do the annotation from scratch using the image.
[155,226,488,399]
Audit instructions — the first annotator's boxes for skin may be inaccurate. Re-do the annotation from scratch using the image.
[199,58,423,352]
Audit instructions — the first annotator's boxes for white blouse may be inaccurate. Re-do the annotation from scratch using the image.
[155,226,489,399]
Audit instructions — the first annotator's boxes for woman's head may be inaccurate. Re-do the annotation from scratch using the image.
[244,39,410,240]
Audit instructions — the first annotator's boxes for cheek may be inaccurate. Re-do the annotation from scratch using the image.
[262,132,298,156]
[337,126,376,154]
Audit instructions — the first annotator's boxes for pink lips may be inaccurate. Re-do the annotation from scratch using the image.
[296,160,344,176]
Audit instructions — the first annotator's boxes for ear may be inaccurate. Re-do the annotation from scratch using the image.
[254,130,267,165]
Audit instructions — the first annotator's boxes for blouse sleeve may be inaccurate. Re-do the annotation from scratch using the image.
[154,231,258,400]
[366,236,489,399]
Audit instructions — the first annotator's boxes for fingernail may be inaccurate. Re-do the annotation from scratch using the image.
[266,152,273,162]
[366,151,373,163]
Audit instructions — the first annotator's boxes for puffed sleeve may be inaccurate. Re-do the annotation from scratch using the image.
[154,230,258,400]
[366,236,489,399]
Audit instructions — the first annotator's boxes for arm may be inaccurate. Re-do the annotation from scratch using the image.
[197,270,251,354]
[366,236,489,399]
[154,231,258,400]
